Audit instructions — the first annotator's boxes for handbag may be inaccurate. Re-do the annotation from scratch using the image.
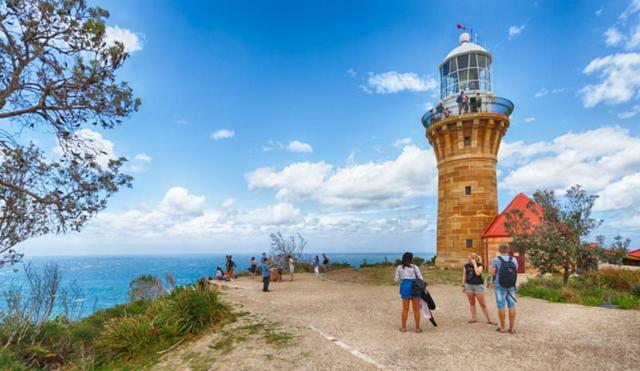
[410,266,427,297]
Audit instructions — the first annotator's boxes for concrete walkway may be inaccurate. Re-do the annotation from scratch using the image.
[217,274,640,370]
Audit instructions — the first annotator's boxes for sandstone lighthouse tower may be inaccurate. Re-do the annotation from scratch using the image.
[422,32,514,268]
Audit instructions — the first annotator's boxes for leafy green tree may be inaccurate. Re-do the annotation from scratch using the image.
[0,0,140,266]
[504,185,602,286]
[597,235,631,265]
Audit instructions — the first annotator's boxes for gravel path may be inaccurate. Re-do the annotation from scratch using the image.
[214,273,639,370]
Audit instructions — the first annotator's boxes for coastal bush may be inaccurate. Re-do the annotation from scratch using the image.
[155,286,231,336]
[633,283,640,297]
[0,348,28,371]
[0,282,234,368]
[393,256,426,267]
[97,314,156,361]
[129,274,166,302]
[589,268,640,291]
[519,275,640,309]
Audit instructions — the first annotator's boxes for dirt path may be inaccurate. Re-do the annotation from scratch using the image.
[161,273,640,370]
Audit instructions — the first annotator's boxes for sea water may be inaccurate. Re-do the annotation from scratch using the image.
[0,252,433,317]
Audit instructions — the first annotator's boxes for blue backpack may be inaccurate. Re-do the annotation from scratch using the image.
[497,256,517,288]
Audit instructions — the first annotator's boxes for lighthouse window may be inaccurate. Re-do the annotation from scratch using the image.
[449,58,457,71]
[457,55,468,69]
[466,239,473,248]
[469,68,478,80]
[469,81,479,90]
[464,137,471,146]
[465,186,472,195]
[478,55,487,68]
[469,53,477,67]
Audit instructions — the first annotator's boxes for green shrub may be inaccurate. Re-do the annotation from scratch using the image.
[633,283,640,298]
[613,293,640,309]
[155,286,230,336]
[0,348,28,371]
[97,314,155,361]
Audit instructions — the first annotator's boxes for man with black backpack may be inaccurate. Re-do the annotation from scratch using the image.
[491,244,518,334]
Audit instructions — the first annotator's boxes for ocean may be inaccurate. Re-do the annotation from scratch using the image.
[0,252,433,317]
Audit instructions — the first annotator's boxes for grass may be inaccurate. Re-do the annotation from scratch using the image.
[325,265,467,286]
[519,268,640,310]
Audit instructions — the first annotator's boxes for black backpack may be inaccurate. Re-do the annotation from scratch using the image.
[497,256,517,288]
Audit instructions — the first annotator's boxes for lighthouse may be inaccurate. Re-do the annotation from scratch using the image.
[423,32,514,268]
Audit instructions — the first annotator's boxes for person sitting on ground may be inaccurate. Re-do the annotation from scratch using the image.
[394,251,424,333]
[215,266,224,281]
[491,244,518,333]
[249,257,257,279]
[260,257,271,292]
[288,254,295,281]
[456,91,464,114]
[462,253,495,325]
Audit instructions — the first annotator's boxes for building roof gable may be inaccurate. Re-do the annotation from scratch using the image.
[483,193,542,238]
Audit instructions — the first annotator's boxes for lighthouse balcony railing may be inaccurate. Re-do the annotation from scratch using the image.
[421,96,514,128]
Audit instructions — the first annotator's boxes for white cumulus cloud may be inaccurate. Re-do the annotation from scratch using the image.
[287,140,313,153]
[211,129,235,140]
[499,126,640,213]
[246,144,438,208]
[579,53,640,107]
[363,71,437,94]
[105,26,143,53]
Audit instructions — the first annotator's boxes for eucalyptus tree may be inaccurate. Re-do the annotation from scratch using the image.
[0,0,140,266]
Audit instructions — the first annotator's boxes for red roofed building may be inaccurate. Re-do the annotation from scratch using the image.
[482,193,543,273]
[623,249,640,266]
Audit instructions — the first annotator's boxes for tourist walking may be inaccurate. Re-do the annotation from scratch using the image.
[288,255,295,281]
[491,244,518,333]
[322,254,330,273]
[260,257,271,292]
[461,253,495,325]
[462,94,470,114]
[314,255,321,277]
[249,257,257,279]
[394,252,424,333]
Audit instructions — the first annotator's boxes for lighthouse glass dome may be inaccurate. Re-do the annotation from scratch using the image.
[439,41,492,99]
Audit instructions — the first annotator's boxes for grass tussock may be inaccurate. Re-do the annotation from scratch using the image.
[519,268,640,309]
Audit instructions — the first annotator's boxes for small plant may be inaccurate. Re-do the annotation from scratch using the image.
[632,283,640,298]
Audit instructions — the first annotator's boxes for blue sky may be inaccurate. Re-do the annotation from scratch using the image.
[20,0,640,255]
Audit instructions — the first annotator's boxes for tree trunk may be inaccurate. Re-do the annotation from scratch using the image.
[562,270,570,286]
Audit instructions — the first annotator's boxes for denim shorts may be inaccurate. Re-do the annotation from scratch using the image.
[464,283,485,293]
[495,285,517,309]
